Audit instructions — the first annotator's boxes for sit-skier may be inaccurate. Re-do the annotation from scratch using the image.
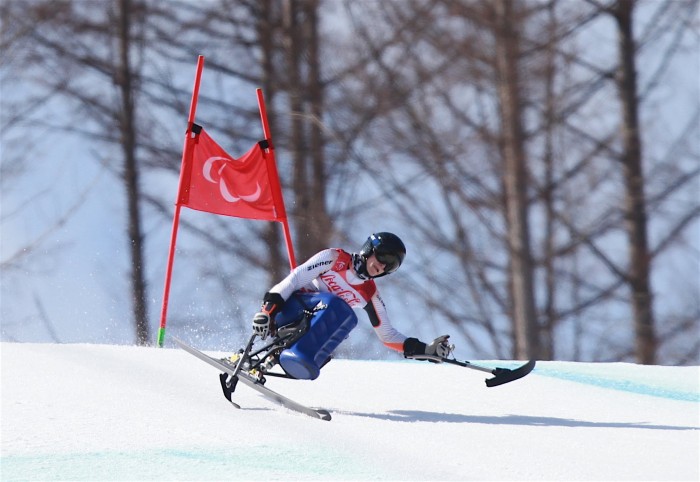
[249,232,453,376]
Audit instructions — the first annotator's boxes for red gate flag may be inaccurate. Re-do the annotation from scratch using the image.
[179,126,285,221]
[157,55,297,347]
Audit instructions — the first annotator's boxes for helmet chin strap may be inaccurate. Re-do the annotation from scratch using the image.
[352,253,371,280]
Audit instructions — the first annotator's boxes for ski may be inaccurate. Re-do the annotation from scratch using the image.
[407,354,536,387]
[173,337,331,421]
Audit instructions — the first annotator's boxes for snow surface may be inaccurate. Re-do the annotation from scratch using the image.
[1,342,698,481]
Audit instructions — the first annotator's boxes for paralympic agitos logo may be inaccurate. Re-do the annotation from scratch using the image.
[202,156,262,203]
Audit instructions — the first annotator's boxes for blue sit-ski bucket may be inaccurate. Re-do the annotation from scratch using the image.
[275,292,357,380]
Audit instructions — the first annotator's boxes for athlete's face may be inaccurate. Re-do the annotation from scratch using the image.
[366,253,387,277]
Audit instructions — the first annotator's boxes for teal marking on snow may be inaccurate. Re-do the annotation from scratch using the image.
[397,358,698,402]
[1,446,388,481]
[535,363,699,402]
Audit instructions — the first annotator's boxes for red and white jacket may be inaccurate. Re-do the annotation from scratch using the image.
[268,248,407,352]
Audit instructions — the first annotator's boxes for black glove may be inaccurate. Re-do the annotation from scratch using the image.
[403,337,427,357]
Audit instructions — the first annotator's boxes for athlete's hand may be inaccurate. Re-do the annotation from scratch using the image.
[403,335,455,359]
[425,335,454,358]
[252,312,272,339]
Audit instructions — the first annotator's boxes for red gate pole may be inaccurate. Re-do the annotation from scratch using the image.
[156,55,205,347]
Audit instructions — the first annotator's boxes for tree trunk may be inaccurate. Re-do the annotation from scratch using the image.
[283,0,329,261]
[283,0,311,260]
[493,0,540,360]
[117,0,149,345]
[257,0,286,283]
[614,0,656,364]
[304,0,331,253]
[540,0,558,361]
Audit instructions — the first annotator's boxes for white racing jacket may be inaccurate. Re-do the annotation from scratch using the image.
[268,248,408,352]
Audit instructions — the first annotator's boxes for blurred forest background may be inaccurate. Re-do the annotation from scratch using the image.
[1,0,698,365]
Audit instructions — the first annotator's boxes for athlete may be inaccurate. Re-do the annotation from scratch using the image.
[251,232,453,359]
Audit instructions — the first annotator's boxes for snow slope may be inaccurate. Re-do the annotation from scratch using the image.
[1,342,698,481]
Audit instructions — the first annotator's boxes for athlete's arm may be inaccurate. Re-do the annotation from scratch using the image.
[363,292,408,352]
[267,249,339,301]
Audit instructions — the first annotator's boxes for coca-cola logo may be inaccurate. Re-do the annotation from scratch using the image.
[320,273,360,306]
[337,291,360,306]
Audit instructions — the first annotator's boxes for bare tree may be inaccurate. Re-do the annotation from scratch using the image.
[116,0,150,345]
[3,0,152,344]
[610,0,656,364]
[280,0,331,261]
[492,0,541,359]
[3,0,696,363]
[335,0,698,363]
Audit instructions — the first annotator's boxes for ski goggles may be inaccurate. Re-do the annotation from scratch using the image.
[374,249,403,274]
